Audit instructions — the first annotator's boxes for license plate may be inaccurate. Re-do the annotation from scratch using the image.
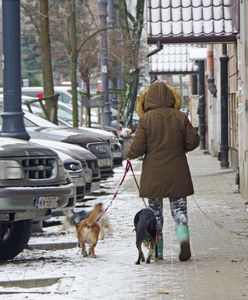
[91,181,100,191]
[85,174,92,183]
[34,196,59,209]
[73,177,85,186]
[96,145,107,154]
[98,158,112,167]
[85,169,92,183]
[112,151,122,158]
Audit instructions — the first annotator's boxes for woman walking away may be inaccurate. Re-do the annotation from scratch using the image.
[127,81,200,261]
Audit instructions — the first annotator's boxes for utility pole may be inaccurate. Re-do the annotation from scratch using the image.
[99,0,111,127]
[1,0,29,140]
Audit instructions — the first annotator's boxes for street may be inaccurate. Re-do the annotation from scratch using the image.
[0,149,248,300]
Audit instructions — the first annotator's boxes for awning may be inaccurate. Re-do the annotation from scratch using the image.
[149,44,200,74]
[147,0,239,44]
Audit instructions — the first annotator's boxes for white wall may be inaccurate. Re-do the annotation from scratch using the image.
[207,45,221,157]
[238,0,248,199]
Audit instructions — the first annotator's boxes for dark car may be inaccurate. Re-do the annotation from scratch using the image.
[20,98,123,167]
[0,137,73,260]
[0,111,113,180]
[49,149,85,215]
[31,139,101,196]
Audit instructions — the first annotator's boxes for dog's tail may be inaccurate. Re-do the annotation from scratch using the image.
[62,210,89,231]
[73,210,89,225]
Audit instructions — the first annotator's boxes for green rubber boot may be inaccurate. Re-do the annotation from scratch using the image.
[176,224,191,261]
[152,236,163,260]
[157,236,163,260]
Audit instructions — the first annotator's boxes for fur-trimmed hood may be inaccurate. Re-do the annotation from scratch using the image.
[136,82,181,117]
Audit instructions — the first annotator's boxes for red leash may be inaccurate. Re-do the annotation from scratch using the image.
[98,159,147,221]
[126,160,148,208]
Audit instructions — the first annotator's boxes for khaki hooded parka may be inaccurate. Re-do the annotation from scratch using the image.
[127,82,200,198]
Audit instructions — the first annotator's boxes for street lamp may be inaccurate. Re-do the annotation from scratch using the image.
[1,0,29,140]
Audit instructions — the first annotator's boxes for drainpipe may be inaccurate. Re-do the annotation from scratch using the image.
[197,60,206,149]
[219,44,229,167]
[191,74,198,95]
[1,0,29,140]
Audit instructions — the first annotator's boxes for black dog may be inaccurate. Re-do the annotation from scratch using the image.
[134,208,158,264]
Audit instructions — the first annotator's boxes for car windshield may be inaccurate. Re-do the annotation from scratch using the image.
[25,101,74,125]
[23,112,59,128]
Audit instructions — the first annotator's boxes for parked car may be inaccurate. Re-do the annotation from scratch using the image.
[31,139,100,196]
[0,86,73,104]
[22,113,113,180]
[0,98,113,180]
[49,149,84,216]
[0,137,73,260]
[22,100,123,167]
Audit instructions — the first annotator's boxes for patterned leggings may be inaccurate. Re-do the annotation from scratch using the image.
[148,197,188,237]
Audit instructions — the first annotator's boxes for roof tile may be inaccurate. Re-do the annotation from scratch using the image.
[149,44,199,74]
[147,0,239,43]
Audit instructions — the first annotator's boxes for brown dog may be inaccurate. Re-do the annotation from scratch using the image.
[75,203,103,257]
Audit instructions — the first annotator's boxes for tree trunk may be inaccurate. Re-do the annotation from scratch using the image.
[39,0,57,124]
[122,68,140,126]
[69,0,79,128]
[85,79,91,127]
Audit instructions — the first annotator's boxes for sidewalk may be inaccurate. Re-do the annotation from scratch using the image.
[117,149,248,300]
[1,149,248,300]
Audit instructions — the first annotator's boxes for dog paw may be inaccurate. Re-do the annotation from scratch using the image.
[135,261,140,265]
[82,251,88,257]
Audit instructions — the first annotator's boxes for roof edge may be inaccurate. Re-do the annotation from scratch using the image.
[147,35,238,45]
[149,71,198,75]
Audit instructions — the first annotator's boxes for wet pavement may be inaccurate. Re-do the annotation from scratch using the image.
[1,149,248,299]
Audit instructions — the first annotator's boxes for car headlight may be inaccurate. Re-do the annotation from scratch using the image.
[111,136,118,142]
[0,160,24,179]
[65,162,82,172]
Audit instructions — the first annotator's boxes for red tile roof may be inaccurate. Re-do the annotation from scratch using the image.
[147,0,239,44]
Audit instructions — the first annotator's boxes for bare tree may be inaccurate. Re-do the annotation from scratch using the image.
[49,0,101,128]
[77,1,99,127]
[39,0,57,123]
[21,1,58,123]
[118,0,145,126]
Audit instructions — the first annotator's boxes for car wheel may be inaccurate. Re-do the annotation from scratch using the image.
[0,220,32,260]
